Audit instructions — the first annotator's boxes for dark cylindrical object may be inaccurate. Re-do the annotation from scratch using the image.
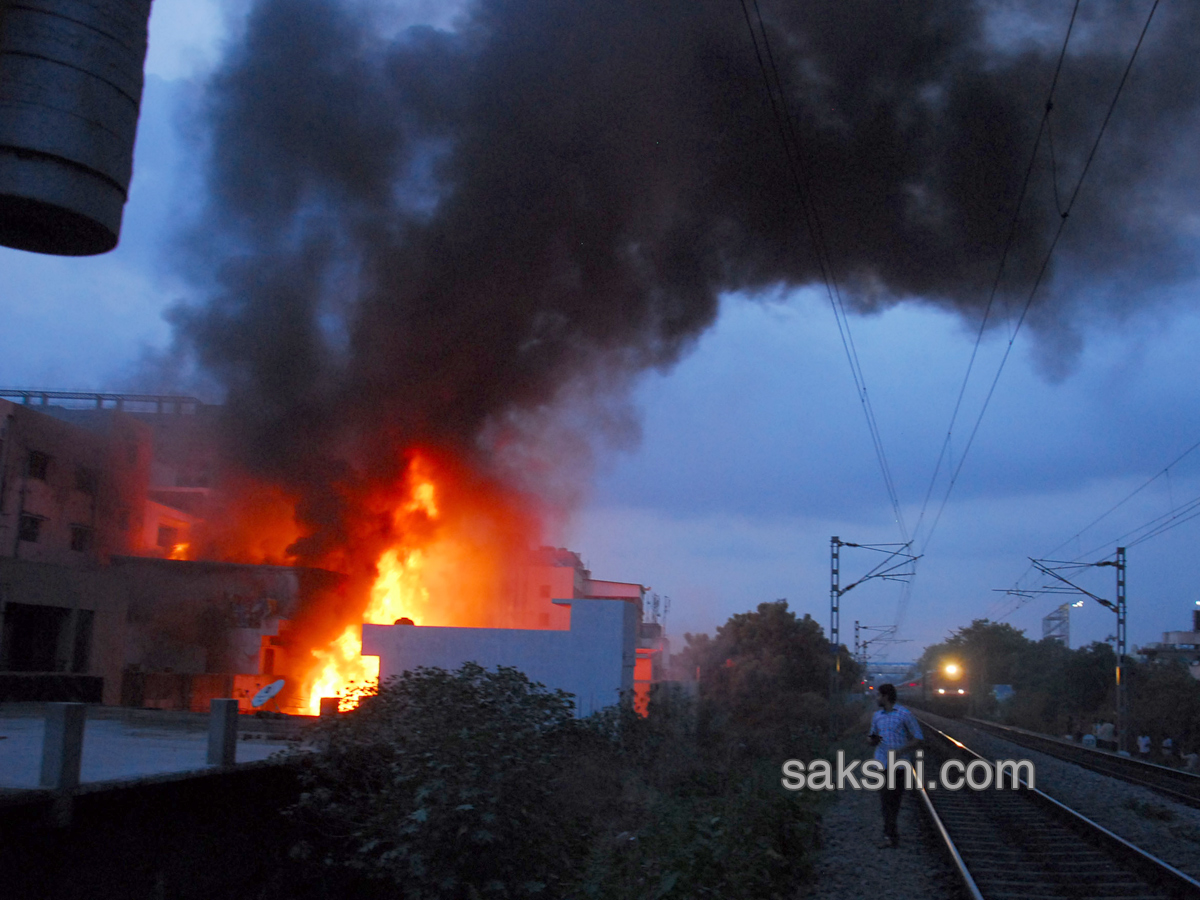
[0,0,152,255]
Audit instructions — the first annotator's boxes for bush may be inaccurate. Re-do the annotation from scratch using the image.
[573,767,815,900]
[566,689,818,900]
[285,663,582,899]
[277,663,820,900]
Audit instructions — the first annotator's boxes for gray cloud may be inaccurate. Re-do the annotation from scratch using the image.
[169,0,1200,557]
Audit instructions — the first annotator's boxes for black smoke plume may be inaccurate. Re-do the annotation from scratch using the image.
[173,0,1200,557]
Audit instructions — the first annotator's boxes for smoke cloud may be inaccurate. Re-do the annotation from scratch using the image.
[171,0,1200,555]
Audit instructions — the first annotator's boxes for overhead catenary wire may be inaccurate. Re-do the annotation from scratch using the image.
[738,0,909,545]
[739,0,1162,642]
[1083,492,1200,555]
[992,471,1200,621]
[916,0,1160,562]
[997,433,1200,611]
[911,1,1082,556]
[1053,436,1200,558]
[895,1,1083,636]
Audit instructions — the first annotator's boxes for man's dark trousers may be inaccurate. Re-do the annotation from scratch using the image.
[881,783,904,844]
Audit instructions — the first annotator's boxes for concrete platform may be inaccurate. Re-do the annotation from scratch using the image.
[0,704,307,790]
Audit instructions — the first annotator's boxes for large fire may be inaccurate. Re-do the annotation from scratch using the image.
[295,451,544,714]
[303,459,440,713]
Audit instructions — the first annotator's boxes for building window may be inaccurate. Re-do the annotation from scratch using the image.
[70,525,93,553]
[27,450,50,481]
[18,514,42,543]
[75,466,97,495]
[156,524,179,548]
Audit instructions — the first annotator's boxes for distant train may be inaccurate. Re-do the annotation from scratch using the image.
[894,660,970,717]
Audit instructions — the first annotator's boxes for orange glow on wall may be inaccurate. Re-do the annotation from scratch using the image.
[294,449,548,714]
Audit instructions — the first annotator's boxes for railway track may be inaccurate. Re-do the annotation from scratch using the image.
[915,719,1200,899]
[958,717,1200,810]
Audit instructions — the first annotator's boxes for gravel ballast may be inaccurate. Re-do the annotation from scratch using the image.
[926,714,1200,882]
[799,773,960,899]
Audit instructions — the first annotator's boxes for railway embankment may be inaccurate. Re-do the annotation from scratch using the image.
[924,712,1200,883]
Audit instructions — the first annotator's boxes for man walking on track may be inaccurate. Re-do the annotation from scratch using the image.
[868,683,924,848]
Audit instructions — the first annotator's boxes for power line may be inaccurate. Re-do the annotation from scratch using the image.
[898,1,1082,634]
[917,0,1160,559]
[995,435,1200,620]
[1085,492,1200,554]
[738,0,909,543]
[1049,436,1200,558]
[988,1,1168,622]
[912,1,1081,555]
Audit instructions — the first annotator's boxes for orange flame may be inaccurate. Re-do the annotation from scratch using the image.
[302,457,441,713]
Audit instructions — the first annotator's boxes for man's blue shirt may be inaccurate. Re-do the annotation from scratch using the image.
[869,704,923,765]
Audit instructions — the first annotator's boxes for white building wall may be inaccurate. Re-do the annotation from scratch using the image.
[362,598,638,716]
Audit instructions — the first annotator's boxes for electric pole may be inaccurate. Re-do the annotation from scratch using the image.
[828,537,919,735]
[1028,548,1129,754]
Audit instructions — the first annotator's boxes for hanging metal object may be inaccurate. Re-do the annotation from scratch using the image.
[0,0,152,255]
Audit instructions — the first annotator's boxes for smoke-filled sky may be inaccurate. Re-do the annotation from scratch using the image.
[2,0,1200,659]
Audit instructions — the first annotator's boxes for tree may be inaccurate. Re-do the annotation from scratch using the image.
[917,619,1135,734]
[918,619,1030,689]
[1128,657,1200,752]
[285,663,582,899]
[678,600,859,753]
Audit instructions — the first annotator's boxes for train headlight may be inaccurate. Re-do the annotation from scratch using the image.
[957,689,965,694]
[937,688,946,694]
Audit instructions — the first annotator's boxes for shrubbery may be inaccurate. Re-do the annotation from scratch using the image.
[276,662,821,900]
[286,663,584,899]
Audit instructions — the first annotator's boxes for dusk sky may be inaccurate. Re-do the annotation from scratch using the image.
[2,0,1199,662]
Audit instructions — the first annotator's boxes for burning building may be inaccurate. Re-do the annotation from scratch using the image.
[0,392,343,707]
[0,393,657,714]
[151,0,1200,719]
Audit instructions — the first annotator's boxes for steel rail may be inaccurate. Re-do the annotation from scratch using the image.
[915,717,1200,899]
[915,776,984,900]
[964,717,1200,809]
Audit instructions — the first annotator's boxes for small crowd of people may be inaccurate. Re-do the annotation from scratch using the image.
[1067,721,1198,771]
[1135,733,1200,771]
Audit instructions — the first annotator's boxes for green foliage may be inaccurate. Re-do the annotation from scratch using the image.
[919,619,1200,752]
[575,771,814,900]
[284,663,581,899]
[918,619,1030,687]
[678,600,856,755]
[1128,657,1200,750]
[278,609,832,900]
[570,693,818,900]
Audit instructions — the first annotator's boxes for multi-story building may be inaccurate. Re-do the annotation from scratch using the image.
[1138,608,1200,680]
[0,396,151,564]
[0,394,663,714]
[0,392,277,705]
